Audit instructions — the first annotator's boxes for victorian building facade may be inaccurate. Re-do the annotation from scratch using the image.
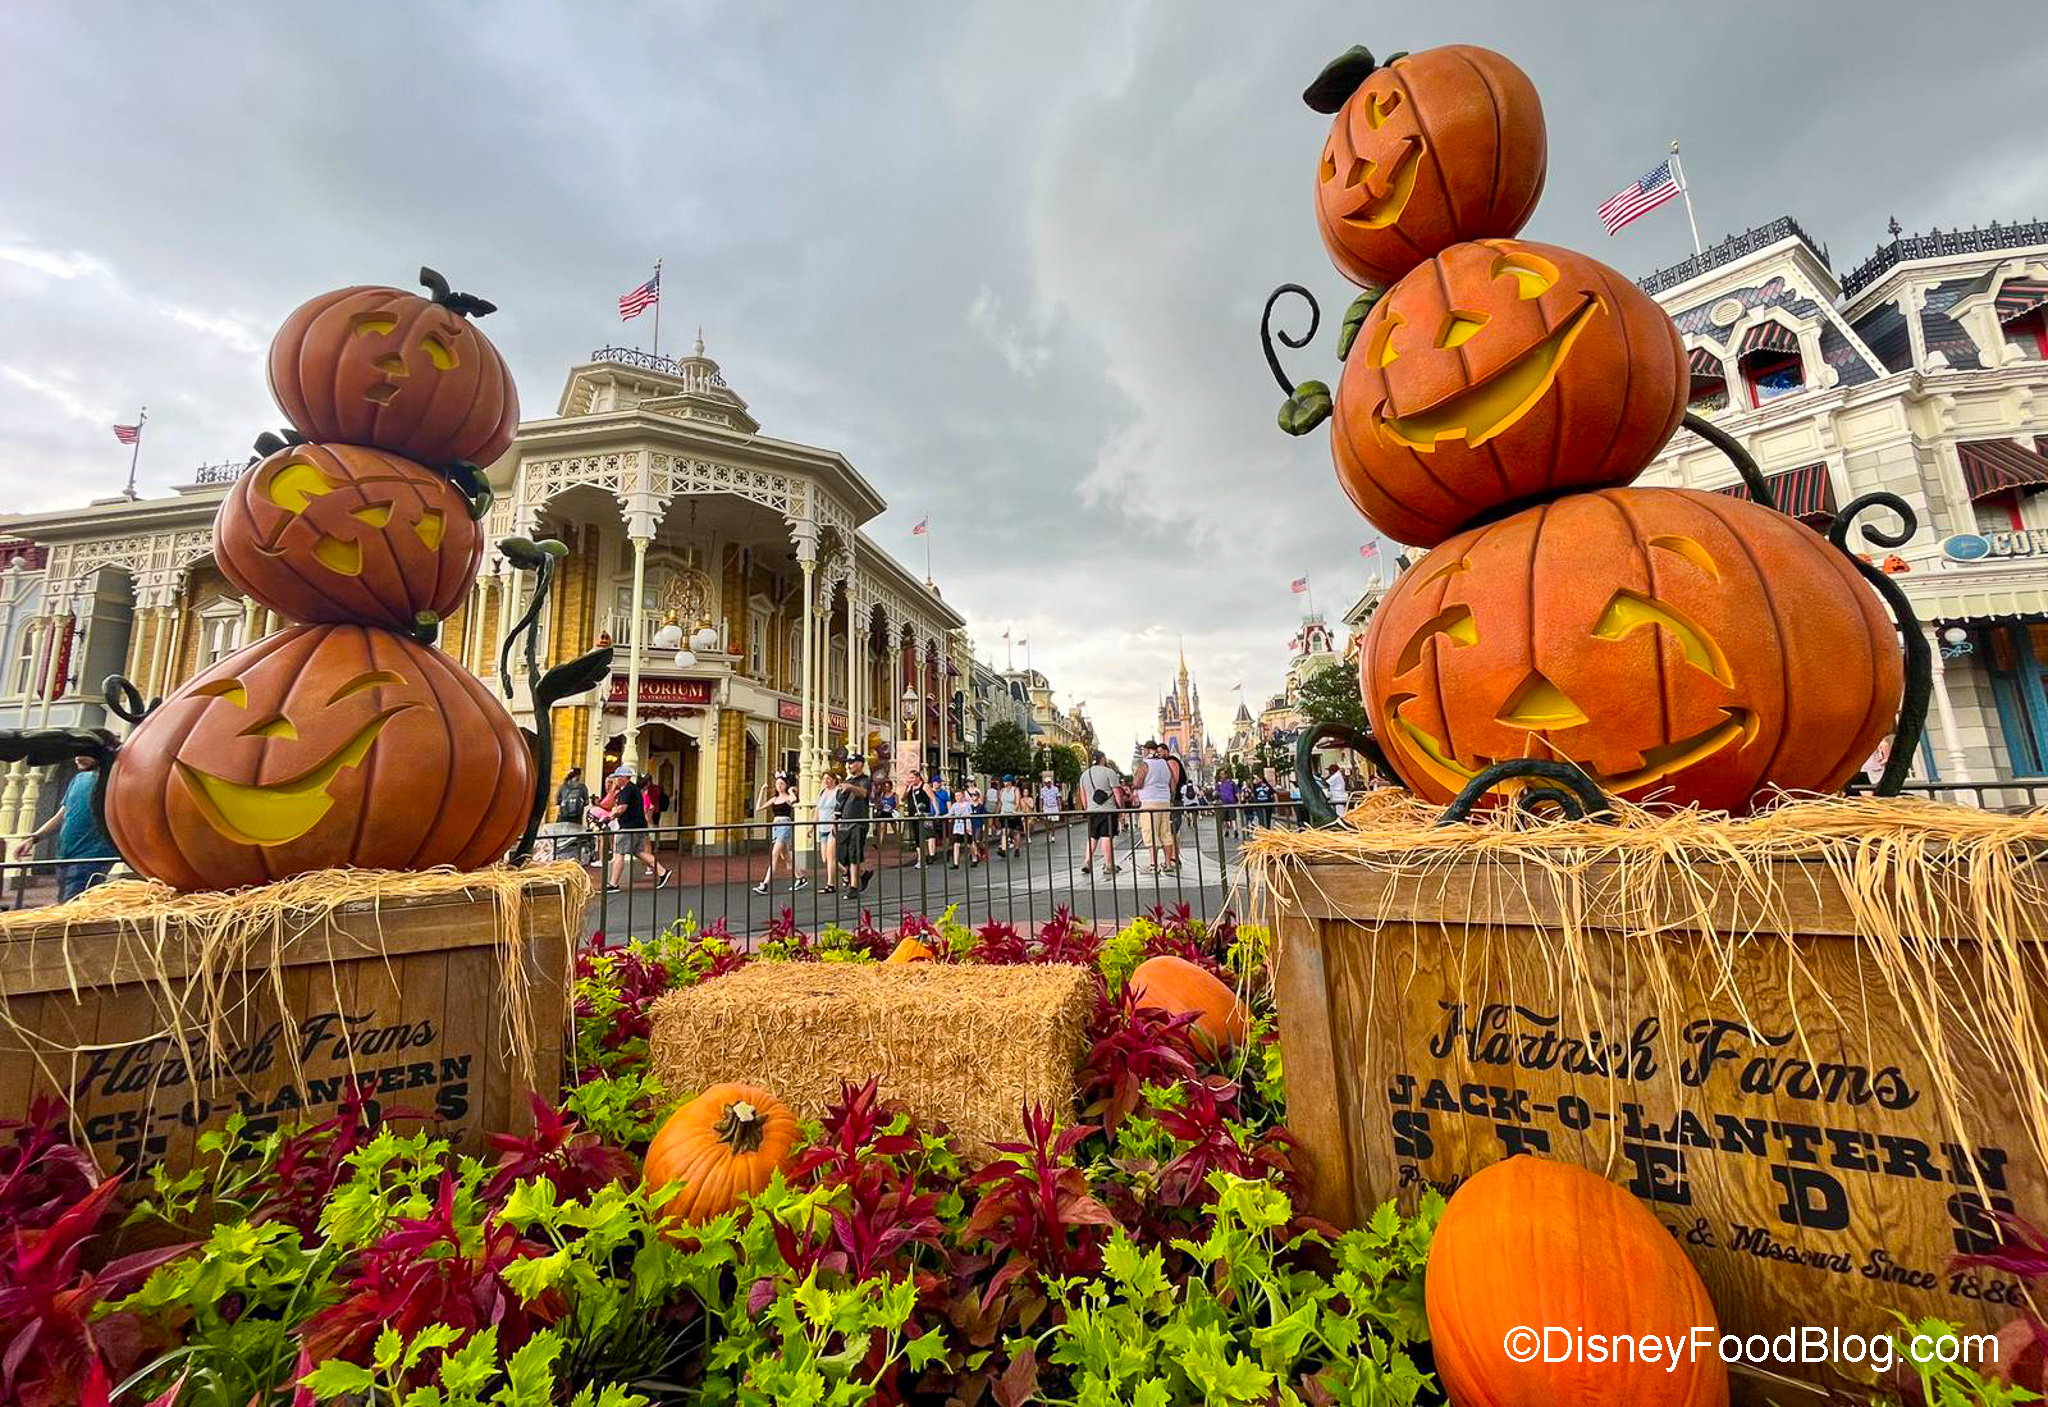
[1630,216,2048,791]
[0,340,966,838]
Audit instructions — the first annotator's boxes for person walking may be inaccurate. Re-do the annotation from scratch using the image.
[815,770,842,892]
[1215,773,1239,837]
[1249,771,1276,830]
[10,755,119,901]
[753,771,807,894]
[947,787,975,868]
[638,773,668,875]
[603,767,672,891]
[1078,749,1122,878]
[904,770,939,868]
[997,775,1022,858]
[835,771,873,894]
[1132,741,1175,874]
[555,766,590,825]
[1323,760,1350,811]
[1038,776,1062,843]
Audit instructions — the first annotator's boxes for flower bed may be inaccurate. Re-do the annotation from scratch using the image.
[4,902,2027,1406]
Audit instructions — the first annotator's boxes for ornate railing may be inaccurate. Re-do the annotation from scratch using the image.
[188,461,243,486]
[1839,220,2048,298]
[591,346,729,392]
[1636,216,1831,295]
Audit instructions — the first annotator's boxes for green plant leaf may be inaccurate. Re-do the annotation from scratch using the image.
[1337,288,1383,360]
[1277,382,1332,437]
[300,1360,376,1399]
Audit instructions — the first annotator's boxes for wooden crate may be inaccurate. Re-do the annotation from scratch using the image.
[0,871,585,1173]
[1267,854,2047,1399]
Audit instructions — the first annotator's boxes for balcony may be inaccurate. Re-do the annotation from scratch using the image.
[1840,219,2048,299]
[187,461,243,487]
[590,346,729,396]
[1636,217,1832,296]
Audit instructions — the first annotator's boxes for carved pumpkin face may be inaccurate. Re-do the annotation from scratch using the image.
[214,445,485,629]
[106,625,532,890]
[268,284,518,467]
[1332,238,1688,547]
[1313,46,1546,290]
[1362,489,1902,813]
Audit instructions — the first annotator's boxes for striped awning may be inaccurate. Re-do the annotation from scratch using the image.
[1959,438,2048,501]
[1738,321,1800,358]
[1996,278,2048,326]
[1716,462,1836,526]
[1687,346,1726,382]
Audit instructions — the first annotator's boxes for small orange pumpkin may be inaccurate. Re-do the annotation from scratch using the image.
[1427,1156,1728,1407]
[643,1083,801,1224]
[1128,955,1248,1054]
[886,937,935,963]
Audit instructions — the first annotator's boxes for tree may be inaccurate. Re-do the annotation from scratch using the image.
[1046,743,1084,789]
[972,720,1033,781]
[1296,661,1368,733]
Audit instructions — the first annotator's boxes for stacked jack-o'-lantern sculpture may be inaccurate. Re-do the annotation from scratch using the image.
[98,270,541,890]
[1274,45,1919,817]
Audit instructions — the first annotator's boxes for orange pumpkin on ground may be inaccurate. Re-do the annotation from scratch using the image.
[268,269,518,468]
[1311,45,1547,290]
[1427,1156,1728,1407]
[644,1083,802,1223]
[886,937,935,963]
[1361,488,1901,814]
[105,624,532,890]
[1128,955,1248,1054]
[215,443,485,629]
[1333,238,1687,547]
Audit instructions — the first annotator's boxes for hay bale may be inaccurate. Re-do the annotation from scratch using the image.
[649,962,1096,1159]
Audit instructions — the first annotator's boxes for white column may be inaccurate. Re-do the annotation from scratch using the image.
[845,594,859,762]
[19,604,71,827]
[1925,623,1973,786]
[240,596,261,648]
[796,559,818,851]
[620,535,651,773]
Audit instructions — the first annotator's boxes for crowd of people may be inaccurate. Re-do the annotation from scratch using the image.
[548,743,1355,894]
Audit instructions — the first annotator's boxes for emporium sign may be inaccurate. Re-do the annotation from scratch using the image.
[1941,530,2048,563]
[605,677,713,706]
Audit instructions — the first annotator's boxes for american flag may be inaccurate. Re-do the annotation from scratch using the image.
[1290,576,1309,594]
[617,268,660,320]
[1598,160,1682,235]
[111,423,142,445]
[911,517,928,537]
[1359,541,1379,560]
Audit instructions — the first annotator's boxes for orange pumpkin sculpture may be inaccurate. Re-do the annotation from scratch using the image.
[268,268,519,469]
[1128,955,1248,1054]
[1427,1156,1728,1407]
[1333,238,1687,547]
[105,624,532,890]
[644,1083,802,1223]
[886,937,935,963]
[215,443,485,630]
[1310,45,1547,290]
[1361,488,1902,814]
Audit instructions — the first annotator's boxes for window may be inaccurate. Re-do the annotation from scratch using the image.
[197,601,243,668]
[8,622,43,699]
[2005,310,2048,362]
[748,610,768,678]
[1743,352,1805,406]
[786,625,801,692]
[1975,491,2026,534]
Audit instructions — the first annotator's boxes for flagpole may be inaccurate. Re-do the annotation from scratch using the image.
[650,259,663,360]
[1669,140,1703,257]
[123,406,146,500]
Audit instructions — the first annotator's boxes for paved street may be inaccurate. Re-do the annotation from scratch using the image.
[578,816,1263,945]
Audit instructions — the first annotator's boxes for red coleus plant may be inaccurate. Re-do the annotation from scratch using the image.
[1079,990,1204,1136]
[296,1174,559,1377]
[0,1097,100,1234]
[1948,1211,2048,1394]
[262,1080,432,1239]
[961,1104,1116,1300]
[483,1094,638,1204]
[0,1174,192,1407]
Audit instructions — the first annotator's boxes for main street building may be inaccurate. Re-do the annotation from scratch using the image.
[0,340,964,837]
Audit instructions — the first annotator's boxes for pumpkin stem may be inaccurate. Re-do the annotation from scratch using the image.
[1302,45,1382,113]
[715,1100,766,1153]
[417,266,499,319]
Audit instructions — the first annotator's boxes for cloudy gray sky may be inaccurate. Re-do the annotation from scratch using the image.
[4,2,2045,754]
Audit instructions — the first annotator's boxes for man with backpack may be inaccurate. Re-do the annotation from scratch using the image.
[1078,749,1123,878]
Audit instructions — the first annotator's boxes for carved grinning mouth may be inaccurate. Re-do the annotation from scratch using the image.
[175,705,412,846]
[1389,706,1758,798]
[1372,293,1604,451]
[1340,137,1423,230]
[364,382,400,405]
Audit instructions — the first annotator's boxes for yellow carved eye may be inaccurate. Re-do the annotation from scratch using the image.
[243,715,299,740]
[1320,150,1336,183]
[327,670,405,704]
[420,334,459,370]
[266,462,337,514]
[1492,251,1559,300]
[1438,312,1489,349]
[352,503,392,528]
[1344,156,1371,189]
[1363,89,1402,130]
[1368,313,1404,368]
[193,679,248,707]
[414,509,445,550]
[1593,590,1732,685]
[353,315,396,337]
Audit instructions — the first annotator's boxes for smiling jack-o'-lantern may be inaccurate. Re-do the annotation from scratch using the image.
[1362,489,1901,814]
[1309,45,1546,290]
[1332,238,1687,547]
[105,624,532,890]
[268,269,518,468]
[214,444,485,629]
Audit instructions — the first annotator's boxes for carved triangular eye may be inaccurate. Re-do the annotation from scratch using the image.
[1496,672,1587,729]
